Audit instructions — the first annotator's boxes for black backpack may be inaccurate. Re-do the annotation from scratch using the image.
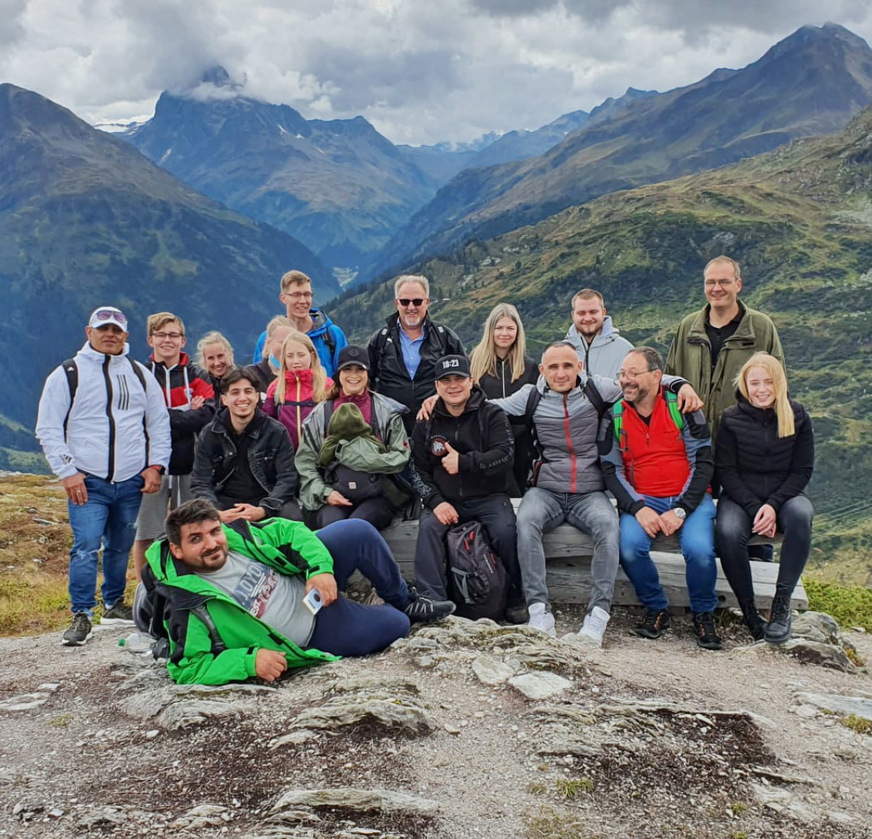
[445,521,508,621]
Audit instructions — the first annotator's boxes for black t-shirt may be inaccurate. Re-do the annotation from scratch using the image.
[219,429,263,506]
[705,311,742,369]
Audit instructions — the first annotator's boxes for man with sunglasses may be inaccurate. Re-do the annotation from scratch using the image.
[251,270,348,376]
[36,306,171,646]
[367,275,465,434]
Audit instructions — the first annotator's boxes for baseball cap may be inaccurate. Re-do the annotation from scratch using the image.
[88,306,128,330]
[336,345,370,372]
[435,355,471,380]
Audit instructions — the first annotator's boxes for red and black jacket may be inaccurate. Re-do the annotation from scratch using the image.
[147,352,215,475]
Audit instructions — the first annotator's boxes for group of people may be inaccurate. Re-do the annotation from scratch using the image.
[35,255,814,685]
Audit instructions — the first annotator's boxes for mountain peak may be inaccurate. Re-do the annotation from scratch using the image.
[762,22,872,60]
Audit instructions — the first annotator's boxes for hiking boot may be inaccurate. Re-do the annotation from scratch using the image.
[764,591,793,645]
[633,608,670,639]
[692,611,723,651]
[527,602,556,637]
[100,600,134,625]
[577,606,610,647]
[404,588,456,623]
[739,599,765,642]
[62,612,93,646]
[504,595,529,625]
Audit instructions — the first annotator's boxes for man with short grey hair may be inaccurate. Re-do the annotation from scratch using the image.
[367,274,465,433]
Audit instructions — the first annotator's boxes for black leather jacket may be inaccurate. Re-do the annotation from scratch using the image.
[191,407,298,516]
[367,313,465,433]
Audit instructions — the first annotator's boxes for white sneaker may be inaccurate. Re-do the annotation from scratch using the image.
[577,606,610,647]
[527,602,556,637]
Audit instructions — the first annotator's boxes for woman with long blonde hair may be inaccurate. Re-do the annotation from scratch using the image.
[263,331,333,451]
[196,331,236,393]
[469,304,538,495]
[715,352,814,644]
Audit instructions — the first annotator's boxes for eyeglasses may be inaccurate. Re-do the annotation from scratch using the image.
[286,291,313,300]
[704,279,736,287]
[153,332,184,340]
[619,369,651,380]
[93,309,127,326]
[398,298,425,307]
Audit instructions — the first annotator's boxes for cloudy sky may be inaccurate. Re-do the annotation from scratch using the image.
[3,0,872,145]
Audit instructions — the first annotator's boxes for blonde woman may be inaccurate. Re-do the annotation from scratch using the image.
[715,353,814,644]
[196,331,235,393]
[470,304,538,495]
[263,331,333,451]
[245,316,293,395]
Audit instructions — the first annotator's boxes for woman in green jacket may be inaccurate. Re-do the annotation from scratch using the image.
[295,345,411,530]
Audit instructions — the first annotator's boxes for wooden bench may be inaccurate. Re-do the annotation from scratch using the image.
[381,499,807,612]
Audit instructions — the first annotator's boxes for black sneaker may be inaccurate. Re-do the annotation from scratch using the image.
[692,611,723,650]
[504,595,529,625]
[62,612,93,646]
[633,608,670,639]
[404,588,456,623]
[739,599,765,642]
[764,592,793,645]
[101,601,134,625]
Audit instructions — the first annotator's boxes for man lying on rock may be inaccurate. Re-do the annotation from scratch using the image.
[142,498,454,685]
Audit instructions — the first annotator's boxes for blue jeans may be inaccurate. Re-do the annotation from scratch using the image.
[516,488,619,613]
[68,474,144,614]
[308,519,411,656]
[619,494,717,613]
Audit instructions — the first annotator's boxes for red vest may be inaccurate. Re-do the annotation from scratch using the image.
[619,393,690,497]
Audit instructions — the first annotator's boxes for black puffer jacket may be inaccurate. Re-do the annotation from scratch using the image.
[715,393,814,518]
[411,387,514,508]
[477,356,539,399]
[478,356,539,495]
[368,313,465,433]
[191,408,298,516]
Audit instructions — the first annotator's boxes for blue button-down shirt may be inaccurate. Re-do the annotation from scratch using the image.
[398,323,426,380]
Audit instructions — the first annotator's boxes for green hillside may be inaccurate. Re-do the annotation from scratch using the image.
[339,107,872,583]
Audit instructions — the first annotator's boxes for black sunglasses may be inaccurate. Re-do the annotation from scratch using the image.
[398,298,425,307]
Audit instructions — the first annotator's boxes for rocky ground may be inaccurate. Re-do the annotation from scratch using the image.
[1,606,872,839]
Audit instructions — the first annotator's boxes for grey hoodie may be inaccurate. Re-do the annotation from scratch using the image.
[564,316,634,380]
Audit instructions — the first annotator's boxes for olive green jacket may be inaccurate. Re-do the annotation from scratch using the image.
[665,301,784,442]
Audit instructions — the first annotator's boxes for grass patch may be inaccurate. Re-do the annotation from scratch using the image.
[804,579,872,632]
[554,777,594,799]
[525,808,595,839]
[839,714,872,735]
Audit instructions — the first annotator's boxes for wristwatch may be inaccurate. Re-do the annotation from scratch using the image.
[672,507,687,520]
[148,465,166,476]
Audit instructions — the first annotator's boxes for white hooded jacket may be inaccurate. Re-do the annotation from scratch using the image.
[36,342,171,482]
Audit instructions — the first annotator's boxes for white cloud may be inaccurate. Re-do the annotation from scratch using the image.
[1,0,871,144]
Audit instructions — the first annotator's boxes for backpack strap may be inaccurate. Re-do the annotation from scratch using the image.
[582,377,607,419]
[665,389,685,431]
[322,325,336,362]
[61,358,78,437]
[322,399,335,436]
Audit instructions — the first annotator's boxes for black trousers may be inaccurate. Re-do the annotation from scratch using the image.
[312,495,396,531]
[414,494,519,600]
[716,494,814,603]
[217,494,304,522]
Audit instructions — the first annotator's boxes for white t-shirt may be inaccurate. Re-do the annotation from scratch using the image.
[198,551,315,647]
